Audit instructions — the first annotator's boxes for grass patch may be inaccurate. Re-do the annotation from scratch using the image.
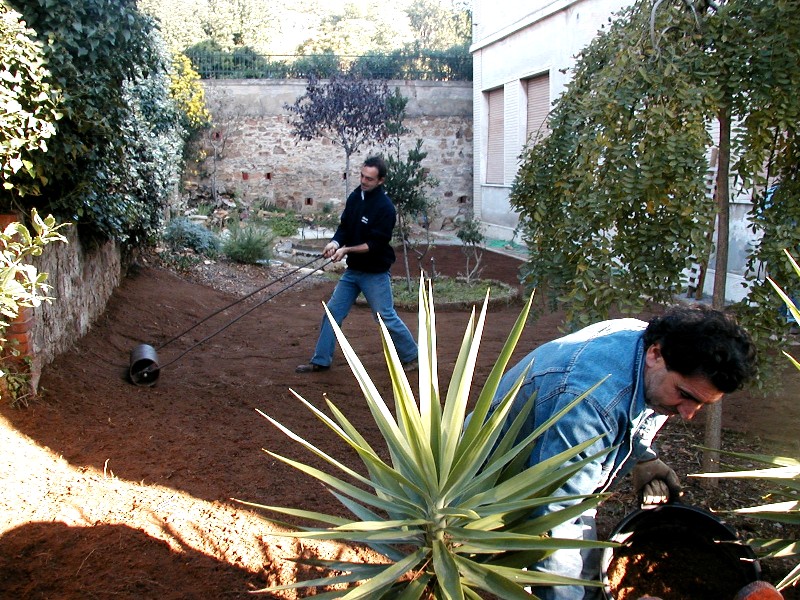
[391,276,518,309]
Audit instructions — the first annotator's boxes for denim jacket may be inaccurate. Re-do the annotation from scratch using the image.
[491,318,668,513]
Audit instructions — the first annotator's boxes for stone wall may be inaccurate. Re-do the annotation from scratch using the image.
[186,79,474,230]
[24,227,122,389]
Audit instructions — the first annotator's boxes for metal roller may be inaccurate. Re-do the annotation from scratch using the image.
[129,344,160,386]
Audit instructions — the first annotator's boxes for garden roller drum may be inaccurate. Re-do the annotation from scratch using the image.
[123,255,329,387]
[129,343,160,386]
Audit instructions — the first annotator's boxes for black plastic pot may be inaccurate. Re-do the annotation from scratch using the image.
[601,503,760,600]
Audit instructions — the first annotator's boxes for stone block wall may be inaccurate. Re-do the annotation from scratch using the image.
[185,79,474,231]
[24,226,122,390]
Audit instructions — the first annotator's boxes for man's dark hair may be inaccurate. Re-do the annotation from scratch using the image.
[643,304,757,393]
[363,155,387,179]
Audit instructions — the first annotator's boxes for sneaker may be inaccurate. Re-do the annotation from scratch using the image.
[295,363,329,373]
[402,360,418,372]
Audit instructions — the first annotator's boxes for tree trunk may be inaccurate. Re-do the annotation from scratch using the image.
[399,215,413,291]
[702,107,732,484]
[344,153,351,201]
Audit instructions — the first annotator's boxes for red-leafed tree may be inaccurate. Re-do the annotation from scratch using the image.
[284,72,391,199]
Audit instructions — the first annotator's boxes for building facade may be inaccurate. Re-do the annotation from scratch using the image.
[470,0,760,301]
[471,0,634,241]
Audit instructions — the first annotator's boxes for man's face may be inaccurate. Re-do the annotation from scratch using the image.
[643,343,724,420]
[360,166,384,193]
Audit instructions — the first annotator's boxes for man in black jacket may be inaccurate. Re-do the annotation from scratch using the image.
[296,156,418,373]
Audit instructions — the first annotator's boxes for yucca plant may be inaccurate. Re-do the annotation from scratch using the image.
[240,281,614,599]
[692,249,800,593]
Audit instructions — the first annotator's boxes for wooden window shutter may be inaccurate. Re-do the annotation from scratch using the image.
[486,88,505,185]
[525,73,550,144]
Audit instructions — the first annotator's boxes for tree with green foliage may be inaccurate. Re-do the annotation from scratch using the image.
[139,0,278,54]
[139,0,472,80]
[0,4,61,199]
[405,0,472,52]
[382,89,438,291]
[5,0,195,246]
[295,2,409,57]
[137,0,208,52]
[285,72,392,199]
[510,0,800,471]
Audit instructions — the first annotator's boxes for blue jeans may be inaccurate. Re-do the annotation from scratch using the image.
[311,269,418,367]
[529,510,602,600]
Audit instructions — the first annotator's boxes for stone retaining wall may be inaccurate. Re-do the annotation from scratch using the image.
[20,226,122,390]
[184,79,474,230]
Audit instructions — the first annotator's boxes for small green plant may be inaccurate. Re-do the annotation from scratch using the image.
[692,249,800,593]
[317,201,341,230]
[265,212,300,238]
[0,210,68,406]
[456,214,486,284]
[222,221,274,264]
[158,251,202,271]
[194,203,213,217]
[391,276,517,308]
[239,285,613,598]
[2,355,33,408]
[162,217,220,256]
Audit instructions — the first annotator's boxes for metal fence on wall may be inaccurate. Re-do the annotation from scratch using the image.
[185,50,473,81]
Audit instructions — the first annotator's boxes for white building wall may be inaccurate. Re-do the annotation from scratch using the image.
[471,0,635,240]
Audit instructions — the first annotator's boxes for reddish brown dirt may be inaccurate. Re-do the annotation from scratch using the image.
[0,245,797,599]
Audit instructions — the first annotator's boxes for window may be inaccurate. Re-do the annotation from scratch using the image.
[525,73,550,144]
[486,87,505,185]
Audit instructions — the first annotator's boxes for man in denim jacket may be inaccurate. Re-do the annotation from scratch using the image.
[489,304,757,599]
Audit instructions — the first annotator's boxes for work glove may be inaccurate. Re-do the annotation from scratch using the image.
[632,458,682,505]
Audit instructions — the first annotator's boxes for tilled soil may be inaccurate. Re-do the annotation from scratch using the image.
[0,245,797,599]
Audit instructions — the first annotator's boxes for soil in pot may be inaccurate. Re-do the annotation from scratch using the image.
[605,505,759,600]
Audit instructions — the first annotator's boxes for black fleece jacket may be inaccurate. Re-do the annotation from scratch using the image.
[331,184,397,273]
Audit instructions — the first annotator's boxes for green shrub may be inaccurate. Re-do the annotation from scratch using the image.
[223,222,273,264]
[163,218,219,256]
[0,209,68,406]
[0,4,61,198]
[456,214,487,283]
[265,213,300,238]
[6,0,181,246]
